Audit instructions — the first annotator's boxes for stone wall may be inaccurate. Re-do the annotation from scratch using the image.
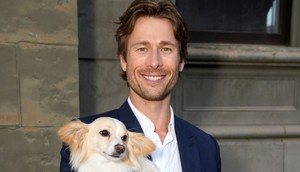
[78,0,130,116]
[173,44,300,172]
[78,1,300,172]
[1,0,300,171]
[0,0,79,171]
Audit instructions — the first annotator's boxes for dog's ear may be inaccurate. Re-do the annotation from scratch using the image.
[58,120,89,148]
[128,132,156,156]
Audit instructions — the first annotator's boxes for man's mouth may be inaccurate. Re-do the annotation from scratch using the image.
[143,75,164,81]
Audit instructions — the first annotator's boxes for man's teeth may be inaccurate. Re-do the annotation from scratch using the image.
[144,75,163,81]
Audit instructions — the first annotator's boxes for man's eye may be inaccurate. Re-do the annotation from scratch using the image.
[99,130,110,137]
[137,47,147,53]
[161,47,172,54]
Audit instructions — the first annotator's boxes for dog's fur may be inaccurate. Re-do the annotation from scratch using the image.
[58,117,158,172]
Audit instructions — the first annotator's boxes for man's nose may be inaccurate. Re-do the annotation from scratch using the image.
[146,49,162,69]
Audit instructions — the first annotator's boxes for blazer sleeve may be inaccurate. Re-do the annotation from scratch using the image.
[59,143,75,172]
[213,135,222,172]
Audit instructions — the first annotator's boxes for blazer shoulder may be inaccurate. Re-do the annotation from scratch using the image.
[77,109,120,124]
[175,116,218,144]
[77,101,133,124]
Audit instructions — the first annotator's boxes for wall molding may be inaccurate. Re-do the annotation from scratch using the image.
[187,43,300,66]
[200,125,300,139]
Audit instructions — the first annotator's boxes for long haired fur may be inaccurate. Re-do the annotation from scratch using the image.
[58,117,158,172]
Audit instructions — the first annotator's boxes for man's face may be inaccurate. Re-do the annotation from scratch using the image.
[120,17,185,101]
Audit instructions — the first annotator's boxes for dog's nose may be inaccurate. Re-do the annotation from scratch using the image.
[115,144,125,154]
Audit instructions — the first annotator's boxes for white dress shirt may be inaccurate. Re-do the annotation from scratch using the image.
[127,97,182,172]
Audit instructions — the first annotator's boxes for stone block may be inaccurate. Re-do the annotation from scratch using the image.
[0,0,77,45]
[219,140,284,172]
[0,127,61,172]
[79,59,128,116]
[78,0,131,59]
[173,66,300,125]
[0,44,20,125]
[284,139,300,172]
[18,44,79,126]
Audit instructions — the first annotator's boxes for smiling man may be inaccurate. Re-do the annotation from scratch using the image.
[122,17,184,102]
[60,1,221,172]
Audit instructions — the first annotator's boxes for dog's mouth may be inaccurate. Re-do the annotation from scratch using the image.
[104,152,124,159]
[109,153,121,158]
[103,144,126,160]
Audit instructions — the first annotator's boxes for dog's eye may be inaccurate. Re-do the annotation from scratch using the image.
[121,135,127,142]
[99,130,110,137]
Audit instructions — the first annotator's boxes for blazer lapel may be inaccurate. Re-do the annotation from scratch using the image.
[175,117,202,172]
[117,101,152,160]
[117,101,144,133]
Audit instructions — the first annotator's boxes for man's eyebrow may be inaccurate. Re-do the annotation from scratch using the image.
[131,41,177,47]
[160,41,177,46]
[131,41,150,47]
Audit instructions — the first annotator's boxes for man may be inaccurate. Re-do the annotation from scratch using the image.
[60,0,221,171]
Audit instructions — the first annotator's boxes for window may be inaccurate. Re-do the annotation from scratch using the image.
[177,0,292,45]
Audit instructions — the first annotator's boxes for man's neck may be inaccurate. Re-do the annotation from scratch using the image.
[129,94,172,142]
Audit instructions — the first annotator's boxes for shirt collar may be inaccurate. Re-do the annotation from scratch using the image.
[127,97,175,133]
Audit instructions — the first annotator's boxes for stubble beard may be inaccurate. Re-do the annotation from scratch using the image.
[126,69,179,101]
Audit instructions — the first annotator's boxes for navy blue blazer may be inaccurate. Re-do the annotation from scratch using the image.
[60,101,221,172]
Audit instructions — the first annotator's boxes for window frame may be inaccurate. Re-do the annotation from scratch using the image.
[177,0,293,45]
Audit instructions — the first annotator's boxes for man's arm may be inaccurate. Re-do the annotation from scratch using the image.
[59,144,75,172]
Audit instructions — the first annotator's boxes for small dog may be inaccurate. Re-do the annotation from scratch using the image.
[58,117,158,172]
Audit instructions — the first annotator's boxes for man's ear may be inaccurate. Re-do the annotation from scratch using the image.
[120,54,127,72]
[179,59,185,72]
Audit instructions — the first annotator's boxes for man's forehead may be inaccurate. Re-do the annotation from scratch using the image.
[130,40,178,47]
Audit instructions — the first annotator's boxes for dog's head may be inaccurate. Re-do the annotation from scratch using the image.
[89,117,129,161]
[58,117,155,169]
[58,117,129,162]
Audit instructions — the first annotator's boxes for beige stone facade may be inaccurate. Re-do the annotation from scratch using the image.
[0,0,78,171]
[1,0,300,171]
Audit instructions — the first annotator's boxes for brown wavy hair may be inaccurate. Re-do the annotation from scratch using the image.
[115,0,188,81]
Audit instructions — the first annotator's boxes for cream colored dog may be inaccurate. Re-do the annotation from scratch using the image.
[58,117,158,172]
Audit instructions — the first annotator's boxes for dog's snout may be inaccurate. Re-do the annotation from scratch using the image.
[115,144,125,154]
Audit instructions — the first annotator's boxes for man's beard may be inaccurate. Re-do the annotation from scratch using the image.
[126,69,179,101]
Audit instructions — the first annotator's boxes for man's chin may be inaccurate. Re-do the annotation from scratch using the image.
[139,91,171,101]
